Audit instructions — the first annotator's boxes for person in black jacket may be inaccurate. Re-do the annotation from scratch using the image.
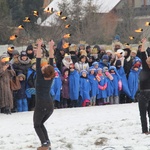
[34,39,55,150]
[138,38,150,134]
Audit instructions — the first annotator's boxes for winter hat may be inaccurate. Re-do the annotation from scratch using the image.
[80,50,87,56]
[106,50,113,54]
[92,61,99,66]
[17,73,26,80]
[132,57,142,68]
[89,66,96,72]
[131,50,137,54]
[102,55,109,61]
[116,59,121,67]
[64,53,71,59]
[20,51,27,57]
[103,67,109,73]
[80,70,88,75]
[26,45,33,51]
[79,44,85,50]
[12,50,19,56]
[123,48,131,59]
[69,44,77,52]
[97,68,102,71]
[103,67,113,80]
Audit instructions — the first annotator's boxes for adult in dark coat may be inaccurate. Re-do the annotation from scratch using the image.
[138,38,150,134]
[13,51,31,76]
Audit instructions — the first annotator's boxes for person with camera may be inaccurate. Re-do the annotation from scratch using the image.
[0,52,15,114]
[138,38,150,134]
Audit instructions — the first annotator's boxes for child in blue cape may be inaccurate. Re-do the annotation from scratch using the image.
[92,61,99,71]
[103,67,114,104]
[109,66,122,104]
[79,70,91,107]
[128,57,142,101]
[88,67,98,106]
[50,67,62,108]
[69,63,80,107]
[96,68,108,105]
[115,60,131,99]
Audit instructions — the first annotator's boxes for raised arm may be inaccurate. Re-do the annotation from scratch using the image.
[141,38,147,52]
[49,40,55,66]
[36,39,43,58]
[49,40,55,58]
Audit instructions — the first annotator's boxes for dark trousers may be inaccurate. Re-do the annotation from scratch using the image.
[33,100,54,144]
[138,91,150,133]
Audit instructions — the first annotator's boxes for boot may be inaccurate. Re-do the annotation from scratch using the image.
[4,107,11,115]
[37,146,51,150]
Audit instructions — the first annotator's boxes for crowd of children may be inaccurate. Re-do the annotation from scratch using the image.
[0,40,143,113]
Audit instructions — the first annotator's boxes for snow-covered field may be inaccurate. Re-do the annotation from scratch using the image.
[0,103,150,150]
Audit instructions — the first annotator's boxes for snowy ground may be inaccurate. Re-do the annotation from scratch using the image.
[0,103,150,150]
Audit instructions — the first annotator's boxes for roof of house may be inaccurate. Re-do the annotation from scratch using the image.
[41,0,121,27]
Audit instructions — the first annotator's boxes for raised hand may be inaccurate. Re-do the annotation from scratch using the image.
[36,39,43,46]
[49,40,55,48]
[36,39,43,58]
[49,40,55,58]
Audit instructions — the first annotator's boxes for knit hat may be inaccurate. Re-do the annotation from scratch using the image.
[64,53,71,59]
[12,50,19,56]
[26,45,33,51]
[20,51,27,57]
[17,73,26,80]
[89,66,96,71]
[116,60,121,67]
[132,57,142,68]
[92,61,99,66]
[106,50,113,54]
[102,55,109,61]
[131,50,137,54]
[86,45,91,50]
[69,44,77,52]
[103,67,109,73]
[97,68,102,71]
[80,50,87,56]
[80,70,88,75]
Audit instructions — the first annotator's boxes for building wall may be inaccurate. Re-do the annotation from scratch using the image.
[43,0,53,8]
[115,0,146,8]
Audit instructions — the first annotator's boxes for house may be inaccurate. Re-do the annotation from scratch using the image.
[113,0,150,38]
[41,0,121,27]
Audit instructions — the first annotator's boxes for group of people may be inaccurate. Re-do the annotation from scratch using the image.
[0,39,141,113]
[0,37,150,140]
